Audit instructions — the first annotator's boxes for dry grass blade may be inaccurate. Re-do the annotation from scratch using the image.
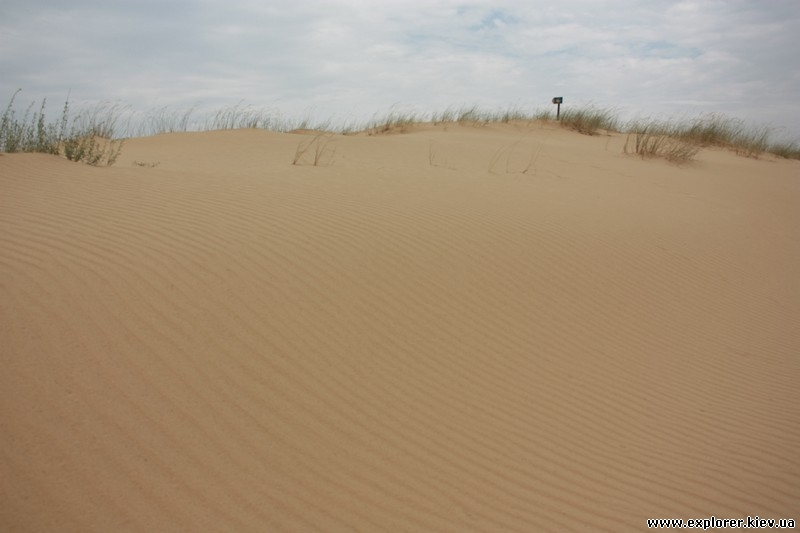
[560,107,619,136]
[623,121,699,163]
[292,132,336,166]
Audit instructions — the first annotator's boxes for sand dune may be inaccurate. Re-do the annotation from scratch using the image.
[2,123,799,531]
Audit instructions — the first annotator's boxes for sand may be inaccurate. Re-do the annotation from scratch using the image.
[2,122,799,531]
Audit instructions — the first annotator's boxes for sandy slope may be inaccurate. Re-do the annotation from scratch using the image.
[2,123,799,531]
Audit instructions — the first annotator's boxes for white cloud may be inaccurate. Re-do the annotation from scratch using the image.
[2,0,799,138]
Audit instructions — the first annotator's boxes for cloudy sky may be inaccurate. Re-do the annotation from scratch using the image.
[2,0,799,137]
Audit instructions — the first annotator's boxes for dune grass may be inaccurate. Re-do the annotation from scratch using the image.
[430,105,551,126]
[623,113,800,162]
[363,105,554,133]
[124,104,309,137]
[3,90,798,164]
[1,90,123,165]
[674,113,772,158]
[364,109,422,135]
[559,107,620,136]
[292,132,337,166]
[767,141,800,160]
[558,108,798,162]
[623,120,700,163]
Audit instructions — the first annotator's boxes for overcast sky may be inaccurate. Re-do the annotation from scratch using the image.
[2,0,799,138]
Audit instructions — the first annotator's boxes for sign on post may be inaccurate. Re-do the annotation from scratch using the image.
[552,97,563,120]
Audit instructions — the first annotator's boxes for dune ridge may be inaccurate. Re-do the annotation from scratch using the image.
[2,124,799,531]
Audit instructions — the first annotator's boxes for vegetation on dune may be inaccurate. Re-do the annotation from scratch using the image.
[2,89,799,165]
[675,113,771,158]
[623,120,701,163]
[558,107,620,136]
[768,140,800,160]
[1,90,123,166]
[292,132,336,166]
[623,113,800,162]
[354,105,800,162]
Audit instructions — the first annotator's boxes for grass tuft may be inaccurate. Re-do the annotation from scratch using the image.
[559,107,619,135]
[767,141,800,160]
[623,120,699,163]
[1,89,123,165]
[365,109,421,135]
[292,133,336,166]
[674,113,771,158]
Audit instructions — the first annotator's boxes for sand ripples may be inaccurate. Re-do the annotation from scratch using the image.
[2,129,799,531]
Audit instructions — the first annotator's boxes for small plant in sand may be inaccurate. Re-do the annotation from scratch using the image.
[1,91,62,155]
[489,137,545,174]
[62,134,123,166]
[559,107,619,136]
[620,113,798,162]
[623,121,699,163]
[674,113,771,158]
[768,141,800,160]
[292,132,337,166]
[1,89,123,166]
[431,105,552,127]
[365,109,420,135]
[451,106,488,127]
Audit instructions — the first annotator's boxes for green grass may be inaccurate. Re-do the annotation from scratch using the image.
[1,90,123,165]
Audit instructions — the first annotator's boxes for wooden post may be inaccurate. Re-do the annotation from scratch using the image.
[552,97,563,120]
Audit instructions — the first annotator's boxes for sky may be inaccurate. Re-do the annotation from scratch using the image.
[2,0,799,138]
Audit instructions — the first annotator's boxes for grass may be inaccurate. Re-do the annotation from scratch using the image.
[130,106,196,137]
[364,105,554,133]
[489,137,539,175]
[626,113,800,159]
[556,107,798,162]
[124,104,303,137]
[674,113,772,158]
[3,90,798,165]
[767,141,800,160]
[430,105,552,127]
[292,132,336,166]
[559,106,620,136]
[623,120,700,163]
[1,90,123,165]
[365,110,421,135]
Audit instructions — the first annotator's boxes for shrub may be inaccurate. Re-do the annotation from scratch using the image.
[1,89,123,166]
